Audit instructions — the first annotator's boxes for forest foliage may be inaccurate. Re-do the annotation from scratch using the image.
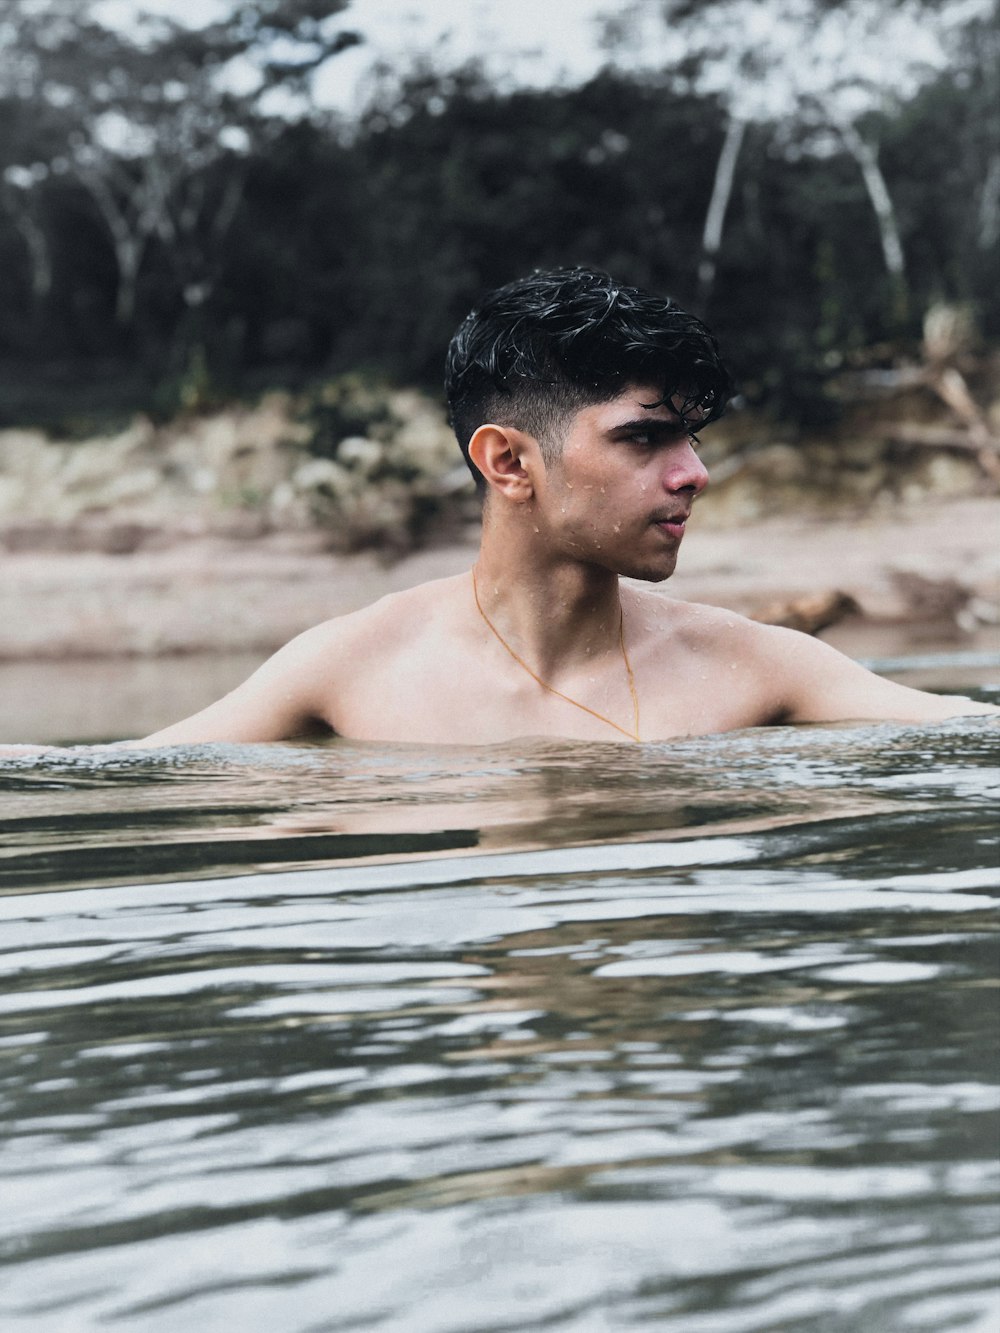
[0,0,997,435]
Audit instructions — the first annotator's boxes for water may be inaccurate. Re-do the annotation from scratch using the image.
[1,696,998,1331]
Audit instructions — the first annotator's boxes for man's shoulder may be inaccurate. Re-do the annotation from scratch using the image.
[631,590,782,650]
[288,572,470,662]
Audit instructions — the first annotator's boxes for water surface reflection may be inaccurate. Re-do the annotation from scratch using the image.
[1,710,998,1330]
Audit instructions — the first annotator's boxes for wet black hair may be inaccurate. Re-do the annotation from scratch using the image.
[445,266,733,487]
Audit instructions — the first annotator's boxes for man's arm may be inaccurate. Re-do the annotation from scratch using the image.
[0,622,338,755]
[125,624,338,747]
[759,624,999,725]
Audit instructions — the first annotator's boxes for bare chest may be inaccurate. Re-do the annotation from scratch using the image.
[323,637,774,744]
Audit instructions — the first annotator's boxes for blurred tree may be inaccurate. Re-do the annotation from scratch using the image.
[890,0,1000,334]
[0,0,358,348]
[339,65,724,383]
[602,0,990,323]
[0,129,57,340]
[217,117,364,382]
[0,0,992,435]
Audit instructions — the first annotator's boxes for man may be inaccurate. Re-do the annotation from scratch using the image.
[122,267,994,748]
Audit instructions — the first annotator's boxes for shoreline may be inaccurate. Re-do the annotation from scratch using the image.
[2,494,998,743]
[1,494,997,661]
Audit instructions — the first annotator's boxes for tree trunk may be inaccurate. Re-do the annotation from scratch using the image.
[17,213,51,305]
[697,115,746,311]
[113,237,143,326]
[979,151,1000,250]
[1,185,53,342]
[836,118,908,320]
[7,201,51,303]
[73,163,152,326]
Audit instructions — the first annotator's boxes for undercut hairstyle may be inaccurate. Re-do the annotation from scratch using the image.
[445,267,733,488]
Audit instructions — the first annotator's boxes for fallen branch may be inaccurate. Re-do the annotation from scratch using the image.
[883,421,1000,484]
[751,590,860,636]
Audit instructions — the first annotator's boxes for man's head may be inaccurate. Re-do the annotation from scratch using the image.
[445,267,732,488]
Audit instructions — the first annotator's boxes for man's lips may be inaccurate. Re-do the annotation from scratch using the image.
[652,511,690,537]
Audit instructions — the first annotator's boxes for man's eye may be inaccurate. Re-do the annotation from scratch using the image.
[621,428,698,448]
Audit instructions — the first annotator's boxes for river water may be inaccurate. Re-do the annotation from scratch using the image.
[1,691,998,1330]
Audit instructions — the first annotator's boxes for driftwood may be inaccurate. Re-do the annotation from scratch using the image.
[751,589,860,635]
[885,423,990,449]
[922,365,1000,484]
[708,369,1000,489]
[889,569,970,620]
[824,339,1000,486]
[883,422,1000,483]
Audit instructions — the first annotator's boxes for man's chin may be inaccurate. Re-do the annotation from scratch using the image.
[616,556,678,584]
[577,542,679,583]
[633,570,676,585]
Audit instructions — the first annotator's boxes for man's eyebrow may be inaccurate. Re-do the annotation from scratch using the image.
[608,417,691,437]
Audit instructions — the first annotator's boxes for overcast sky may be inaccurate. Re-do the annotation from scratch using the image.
[94,0,616,113]
[91,0,987,126]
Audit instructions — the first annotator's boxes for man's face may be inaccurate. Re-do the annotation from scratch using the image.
[531,385,710,582]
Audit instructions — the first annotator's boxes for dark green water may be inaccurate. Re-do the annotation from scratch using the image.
[1,700,998,1330]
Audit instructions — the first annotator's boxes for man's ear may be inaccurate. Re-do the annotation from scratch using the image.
[468,425,539,501]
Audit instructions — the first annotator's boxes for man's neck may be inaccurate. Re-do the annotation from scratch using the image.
[473,517,623,679]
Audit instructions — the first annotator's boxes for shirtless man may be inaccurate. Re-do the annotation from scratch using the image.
[121,266,993,748]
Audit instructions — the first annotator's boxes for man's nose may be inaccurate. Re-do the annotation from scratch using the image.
[662,439,709,495]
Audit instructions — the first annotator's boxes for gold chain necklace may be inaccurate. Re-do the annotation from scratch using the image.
[471,569,641,742]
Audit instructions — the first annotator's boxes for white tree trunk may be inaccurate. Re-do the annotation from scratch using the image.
[978,151,1000,250]
[73,166,146,325]
[697,115,746,308]
[836,118,906,280]
[4,195,52,305]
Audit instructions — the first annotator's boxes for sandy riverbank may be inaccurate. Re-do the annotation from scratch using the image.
[1,494,998,660]
[2,494,997,743]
